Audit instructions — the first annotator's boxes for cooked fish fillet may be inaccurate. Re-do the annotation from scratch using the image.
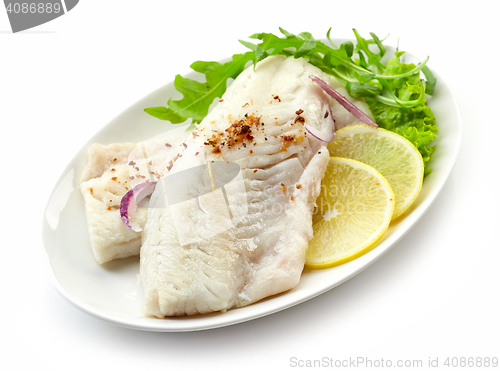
[139,56,369,317]
[80,128,192,264]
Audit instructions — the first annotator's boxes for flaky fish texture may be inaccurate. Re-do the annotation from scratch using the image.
[139,56,369,317]
[80,128,192,264]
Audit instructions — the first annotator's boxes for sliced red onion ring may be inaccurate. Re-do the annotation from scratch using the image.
[304,105,335,142]
[120,181,157,232]
[310,75,378,128]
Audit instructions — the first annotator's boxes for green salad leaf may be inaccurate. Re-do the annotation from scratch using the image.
[144,52,254,126]
[144,28,438,174]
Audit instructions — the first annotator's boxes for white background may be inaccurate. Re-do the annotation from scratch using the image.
[1,1,498,370]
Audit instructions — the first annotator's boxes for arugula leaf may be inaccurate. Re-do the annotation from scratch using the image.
[369,32,386,58]
[353,28,385,72]
[421,65,437,95]
[346,82,381,97]
[144,52,254,124]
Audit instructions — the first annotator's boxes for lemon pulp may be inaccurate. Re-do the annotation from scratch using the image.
[306,157,395,268]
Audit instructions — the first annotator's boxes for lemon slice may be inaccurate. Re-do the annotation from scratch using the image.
[306,157,395,268]
[327,125,424,219]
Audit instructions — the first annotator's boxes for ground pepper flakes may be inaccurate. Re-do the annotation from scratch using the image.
[205,114,260,151]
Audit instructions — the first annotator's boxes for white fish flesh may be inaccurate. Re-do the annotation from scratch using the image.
[139,56,369,317]
[80,128,192,264]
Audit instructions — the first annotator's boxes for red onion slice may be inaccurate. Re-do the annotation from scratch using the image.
[120,181,157,232]
[310,75,378,127]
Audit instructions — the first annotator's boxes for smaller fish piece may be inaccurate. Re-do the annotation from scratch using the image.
[80,127,192,264]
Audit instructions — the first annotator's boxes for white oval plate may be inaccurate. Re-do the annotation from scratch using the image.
[42,40,463,332]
